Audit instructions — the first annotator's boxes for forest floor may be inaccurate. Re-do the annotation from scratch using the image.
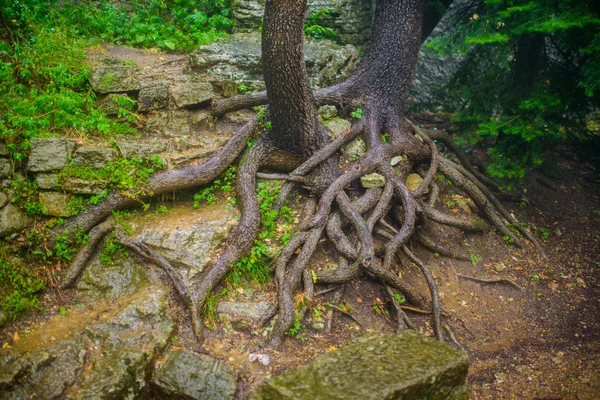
[2,44,599,399]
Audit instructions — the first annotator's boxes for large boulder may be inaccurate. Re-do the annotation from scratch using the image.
[71,146,116,169]
[138,81,169,112]
[171,82,213,109]
[190,32,359,91]
[151,349,238,400]
[251,331,469,400]
[0,285,174,399]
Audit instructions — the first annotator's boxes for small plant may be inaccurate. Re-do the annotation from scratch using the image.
[394,293,405,304]
[351,108,363,119]
[155,204,169,215]
[59,306,69,316]
[237,83,250,94]
[0,251,46,320]
[503,235,515,244]
[304,8,338,41]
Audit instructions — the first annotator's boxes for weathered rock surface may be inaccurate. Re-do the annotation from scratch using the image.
[171,82,213,108]
[134,202,236,284]
[138,81,169,112]
[232,0,373,45]
[217,300,273,330]
[318,105,338,120]
[98,93,132,115]
[89,66,140,94]
[0,204,31,238]
[39,191,72,217]
[151,349,238,400]
[27,138,75,172]
[0,285,173,399]
[251,331,469,400]
[0,192,8,208]
[190,32,359,90]
[406,173,424,191]
[77,258,151,301]
[0,159,10,178]
[324,118,351,138]
[71,146,116,169]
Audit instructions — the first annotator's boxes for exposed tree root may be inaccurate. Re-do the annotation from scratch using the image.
[456,273,523,291]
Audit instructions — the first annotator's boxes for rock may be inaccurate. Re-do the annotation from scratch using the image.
[71,146,116,169]
[171,82,213,108]
[0,142,8,156]
[406,173,424,191]
[61,177,108,195]
[233,0,373,45]
[165,109,191,137]
[221,80,238,97]
[324,118,351,138]
[361,173,386,188]
[318,105,338,120]
[190,32,359,90]
[151,349,238,400]
[0,159,10,178]
[27,138,76,172]
[249,353,271,366]
[77,258,150,301]
[117,141,171,159]
[138,81,169,112]
[411,0,471,110]
[217,300,273,328]
[39,192,72,217]
[251,332,469,400]
[0,285,173,400]
[0,192,8,208]
[494,263,506,272]
[98,93,132,115]
[36,173,59,190]
[0,204,31,238]
[391,155,408,166]
[343,138,367,158]
[89,66,140,94]
[134,202,236,284]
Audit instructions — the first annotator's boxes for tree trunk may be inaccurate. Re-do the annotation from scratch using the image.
[261,0,330,158]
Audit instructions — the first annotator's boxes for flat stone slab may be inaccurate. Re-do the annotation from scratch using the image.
[27,138,75,172]
[89,66,140,94]
[252,331,469,400]
[151,349,238,400]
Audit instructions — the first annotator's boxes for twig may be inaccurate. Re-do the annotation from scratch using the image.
[456,273,522,291]
[325,302,362,326]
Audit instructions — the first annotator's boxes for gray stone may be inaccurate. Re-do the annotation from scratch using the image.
[233,0,373,45]
[494,263,506,272]
[189,32,359,90]
[0,158,10,178]
[406,173,424,191]
[138,81,169,112]
[77,258,150,301]
[165,109,191,137]
[411,0,471,110]
[318,105,338,120]
[89,66,140,94]
[324,118,351,138]
[171,82,213,108]
[27,138,75,172]
[0,285,173,400]
[0,204,31,238]
[71,146,116,168]
[0,192,8,208]
[0,142,8,156]
[35,173,59,190]
[134,202,236,284]
[117,141,170,159]
[151,349,238,400]
[60,177,108,195]
[361,173,386,188]
[391,155,408,166]
[98,93,132,115]
[217,300,273,328]
[144,110,170,135]
[343,138,367,158]
[252,332,469,400]
[39,192,72,217]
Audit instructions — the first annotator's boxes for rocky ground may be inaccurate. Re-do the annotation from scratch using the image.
[0,42,599,399]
